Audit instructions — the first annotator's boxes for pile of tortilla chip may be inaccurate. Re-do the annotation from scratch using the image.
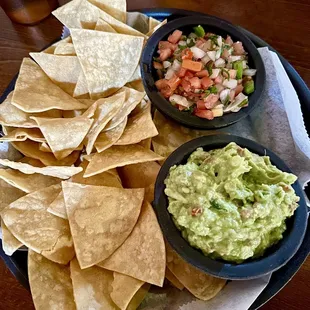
[0,0,226,309]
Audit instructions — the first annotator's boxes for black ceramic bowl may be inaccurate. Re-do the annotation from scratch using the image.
[141,16,266,129]
[153,134,308,280]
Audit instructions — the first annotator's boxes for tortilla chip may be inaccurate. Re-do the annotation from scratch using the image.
[71,29,144,98]
[54,43,76,56]
[127,65,141,83]
[2,184,74,264]
[138,138,152,149]
[98,201,166,287]
[12,58,88,112]
[95,117,127,153]
[31,115,93,159]
[73,71,89,98]
[84,145,163,178]
[62,182,144,268]
[111,272,144,310]
[43,36,73,54]
[70,258,118,309]
[148,17,161,32]
[115,104,158,145]
[89,0,126,23]
[0,127,45,143]
[85,91,126,154]
[146,19,167,36]
[1,219,23,255]
[126,79,145,92]
[0,159,82,179]
[29,53,81,96]
[165,268,184,290]
[127,283,151,310]
[18,157,44,167]
[104,87,145,131]
[95,18,117,32]
[152,110,217,158]
[0,92,62,128]
[39,142,52,153]
[0,179,25,212]
[47,191,67,219]
[0,168,60,193]
[52,0,83,28]
[28,250,76,310]
[166,244,226,300]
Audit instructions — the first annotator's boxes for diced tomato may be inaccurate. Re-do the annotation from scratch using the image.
[201,76,213,89]
[153,61,163,70]
[189,77,201,89]
[232,42,245,55]
[160,86,173,98]
[167,75,181,92]
[177,67,187,77]
[191,207,203,216]
[181,79,191,92]
[185,71,194,78]
[195,38,206,48]
[195,70,209,78]
[204,94,219,109]
[194,109,214,120]
[225,35,233,45]
[229,69,237,79]
[196,100,206,110]
[155,79,168,90]
[214,75,223,84]
[181,48,193,60]
[215,84,224,93]
[182,59,203,72]
[158,41,177,51]
[222,48,230,60]
[234,84,244,95]
[168,30,183,44]
[229,89,236,102]
[176,104,187,111]
[158,48,172,61]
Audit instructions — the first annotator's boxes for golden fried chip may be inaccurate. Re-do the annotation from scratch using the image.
[148,16,161,32]
[62,182,144,268]
[111,272,144,310]
[73,71,89,98]
[0,159,82,179]
[126,79,145,92]
[71,29,144,98]
[94,117,127,153]
[95,18,117,32]
[29,53,81,95]
[166,244,226,300]
[1,219,23,256]
[31,116,93,160]
[85,91,125,154]
[0,168,60,193]
[89,0,126,23]
[115,104,158,145]
[0,127,45,143]
[54,43,76,56]
[28,250,76,310]
[98,201,166,287]
[52,0,83,28]
[127,283,151,310]
[146,19,167,36]
[2,184,74,264]
[84,145,163,178]
[70,258,118,310]
[138,138,152,149]
[12,58,88,112]
[0,179,25,212]
[165,268,184,290]
[47,191,67,219]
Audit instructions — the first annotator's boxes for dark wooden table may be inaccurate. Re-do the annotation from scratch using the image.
[0,0,309,309]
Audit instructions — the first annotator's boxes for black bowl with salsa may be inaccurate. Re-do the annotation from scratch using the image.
[141,15,266,129]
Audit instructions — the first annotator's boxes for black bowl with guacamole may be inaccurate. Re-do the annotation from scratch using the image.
[153,134,308,280]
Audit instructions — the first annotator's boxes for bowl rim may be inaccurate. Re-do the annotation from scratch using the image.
[141,15,266,129]
[153,134,308,280]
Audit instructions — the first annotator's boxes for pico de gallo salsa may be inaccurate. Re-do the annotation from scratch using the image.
[153,25,256,120]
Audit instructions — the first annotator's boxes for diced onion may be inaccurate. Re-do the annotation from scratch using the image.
[189,32,197,39]
[217,36,223,48]
[242,60,247,69]
[165,67,176,79]
[207,51,216,62]
[178,40,187,46]
[215,48,222,60]
[243,69,257,76]
[209,68,220,79]
[212,106,224,117]
[190,46,206,59]
[223,79,238,89]
[172,59,181,71]
[201,54,211,65]
[214,58,225,68]
[224,93,248,112]
[229,55,243,62]
[169,94,192,108]
[219,89,231,104]
[163,61,171,69]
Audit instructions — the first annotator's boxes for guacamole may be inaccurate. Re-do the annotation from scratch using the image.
[164,142,299,263]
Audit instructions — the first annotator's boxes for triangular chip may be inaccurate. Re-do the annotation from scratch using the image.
[2,184,75,264]
[0,127,45,143]
[0,92,62,128]
[115,104,158,145]
[42,36,73,54]
[95,18,117,32]
[1,219,23,256]
[148,16,161,32]
[165,268,184,290]
[166,244,226,300]
[47,191,67,219]
[85,91,125,154]
[111,272,144,310]
[12,58,88,112]
[62,181,144,268]
[31,115,93,159]
[54,43,76,55]
[89,0,126,23]
[104,87,145,131]
[71,29,144,98]
[127,65,141,83]
[146,19,167,36]
[12,140,80,166]
[0,168,60,193]
[98,201,166,287]
[0,179,25,212]
[29,53,81,95]
[95,117,127,153]
[138,138,152,149]
[28,250,76,310]
[73,71,89,98]
[126,79,145,92]
[0,159,82,179]
[84,144,163,177]
[127,283,151,310]
[70,258,118,310]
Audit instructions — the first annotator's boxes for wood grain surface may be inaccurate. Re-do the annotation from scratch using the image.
[0,0,309,309]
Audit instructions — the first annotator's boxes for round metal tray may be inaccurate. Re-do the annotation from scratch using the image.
[0,8,309,310]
